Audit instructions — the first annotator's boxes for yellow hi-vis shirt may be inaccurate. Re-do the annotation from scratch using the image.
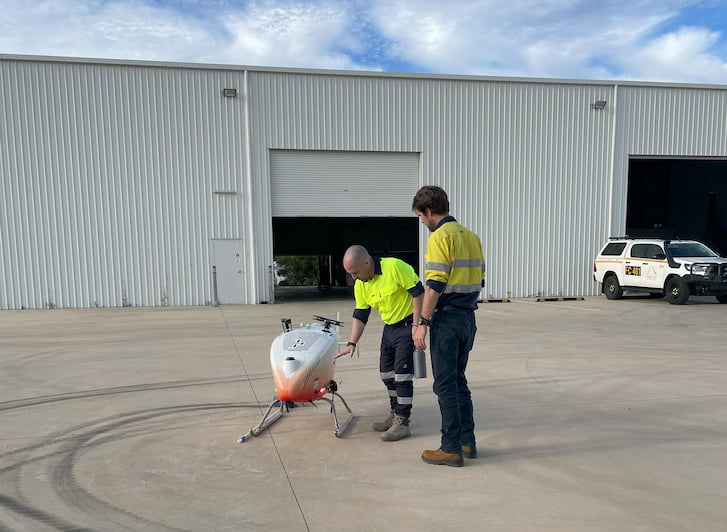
[354,257,420,325]
[425,217,486,309]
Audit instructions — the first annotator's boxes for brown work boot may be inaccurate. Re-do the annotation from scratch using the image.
[421,448,464,467]
[371,411,395,432]
[380,415,411,442]
[462,444,477,459]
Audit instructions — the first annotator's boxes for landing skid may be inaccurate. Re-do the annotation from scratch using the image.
[238,381,355,443]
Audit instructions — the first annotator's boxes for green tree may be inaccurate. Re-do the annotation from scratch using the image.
[275,256,319,286]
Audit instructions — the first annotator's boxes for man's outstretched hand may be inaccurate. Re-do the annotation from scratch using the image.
[335,344,359,359]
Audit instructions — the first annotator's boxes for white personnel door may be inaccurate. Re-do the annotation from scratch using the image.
[213,239,245,304]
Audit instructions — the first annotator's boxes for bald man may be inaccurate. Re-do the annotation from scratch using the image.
[338,245,424,441]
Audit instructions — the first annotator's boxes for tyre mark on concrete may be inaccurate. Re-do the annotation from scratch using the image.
[0,493,94,531]
[1,404,250,531]
[0,375,271,413]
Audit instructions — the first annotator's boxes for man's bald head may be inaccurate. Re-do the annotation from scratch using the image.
[343,245,374,281]
[344,245,370,264]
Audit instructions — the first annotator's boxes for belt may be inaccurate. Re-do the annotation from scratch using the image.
[440,305,474,312]
[386,314,414,328]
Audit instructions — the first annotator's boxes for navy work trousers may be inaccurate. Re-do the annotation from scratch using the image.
[430,309,477,454]
[380,323,415,418]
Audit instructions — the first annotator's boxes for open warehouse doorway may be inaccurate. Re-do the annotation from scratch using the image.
[626,158,727,255]
[269,149,421,301]
[272,217,419,300]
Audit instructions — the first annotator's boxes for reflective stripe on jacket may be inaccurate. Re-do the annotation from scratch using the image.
[425,218,485,309]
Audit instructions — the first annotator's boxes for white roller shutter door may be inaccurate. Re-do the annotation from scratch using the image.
[270,150,420,217]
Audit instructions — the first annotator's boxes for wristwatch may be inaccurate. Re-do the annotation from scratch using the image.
[417,316,431,326]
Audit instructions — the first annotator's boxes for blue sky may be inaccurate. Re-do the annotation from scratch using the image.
[2,0,727,83]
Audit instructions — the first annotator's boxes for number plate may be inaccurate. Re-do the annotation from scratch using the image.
[625,265,641,275]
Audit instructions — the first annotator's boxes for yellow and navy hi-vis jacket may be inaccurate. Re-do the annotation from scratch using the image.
[425,216,486,310]
[353,257,424,325]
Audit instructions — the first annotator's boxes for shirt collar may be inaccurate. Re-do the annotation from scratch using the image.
[363,256,382,282]
[434,215,457,231]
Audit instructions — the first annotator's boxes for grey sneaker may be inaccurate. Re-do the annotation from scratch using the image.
[371,411,395,432]
[380,414,411,442]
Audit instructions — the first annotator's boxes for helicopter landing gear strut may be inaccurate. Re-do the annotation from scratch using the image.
[238,380,354,443]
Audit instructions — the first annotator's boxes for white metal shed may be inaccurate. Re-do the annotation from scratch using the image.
[1,54,726,309]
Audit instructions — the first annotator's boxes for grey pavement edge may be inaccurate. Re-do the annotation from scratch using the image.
[1,295,726,531]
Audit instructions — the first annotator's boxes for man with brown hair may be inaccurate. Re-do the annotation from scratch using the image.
[411,186,485,467]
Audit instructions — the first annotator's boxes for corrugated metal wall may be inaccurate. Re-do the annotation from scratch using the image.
[1,58,248,308]
[247,72,614,299]
[3,55,727,308]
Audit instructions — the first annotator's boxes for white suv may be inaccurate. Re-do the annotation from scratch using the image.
[593,238,727,305]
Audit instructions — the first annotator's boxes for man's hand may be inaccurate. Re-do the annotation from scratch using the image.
[335,344,358,359]
[413,325,427,351]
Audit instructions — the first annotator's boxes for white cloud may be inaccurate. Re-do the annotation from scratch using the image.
[0,0,215,61]
[1,0,727,83]
[0,0,376,69]
[217,3,367,69]
[620,27,727,83]
[368,0,727,82]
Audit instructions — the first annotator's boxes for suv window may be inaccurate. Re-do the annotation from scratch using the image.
[667,242,718,258]
[631,243,664,259]
[601,243,626,255]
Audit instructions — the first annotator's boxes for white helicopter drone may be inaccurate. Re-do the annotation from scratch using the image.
[238,315,355,443]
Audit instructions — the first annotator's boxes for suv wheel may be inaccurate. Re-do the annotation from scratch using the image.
[603,275,623,300]
[665,277,690,305]
[716,295,727,304]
